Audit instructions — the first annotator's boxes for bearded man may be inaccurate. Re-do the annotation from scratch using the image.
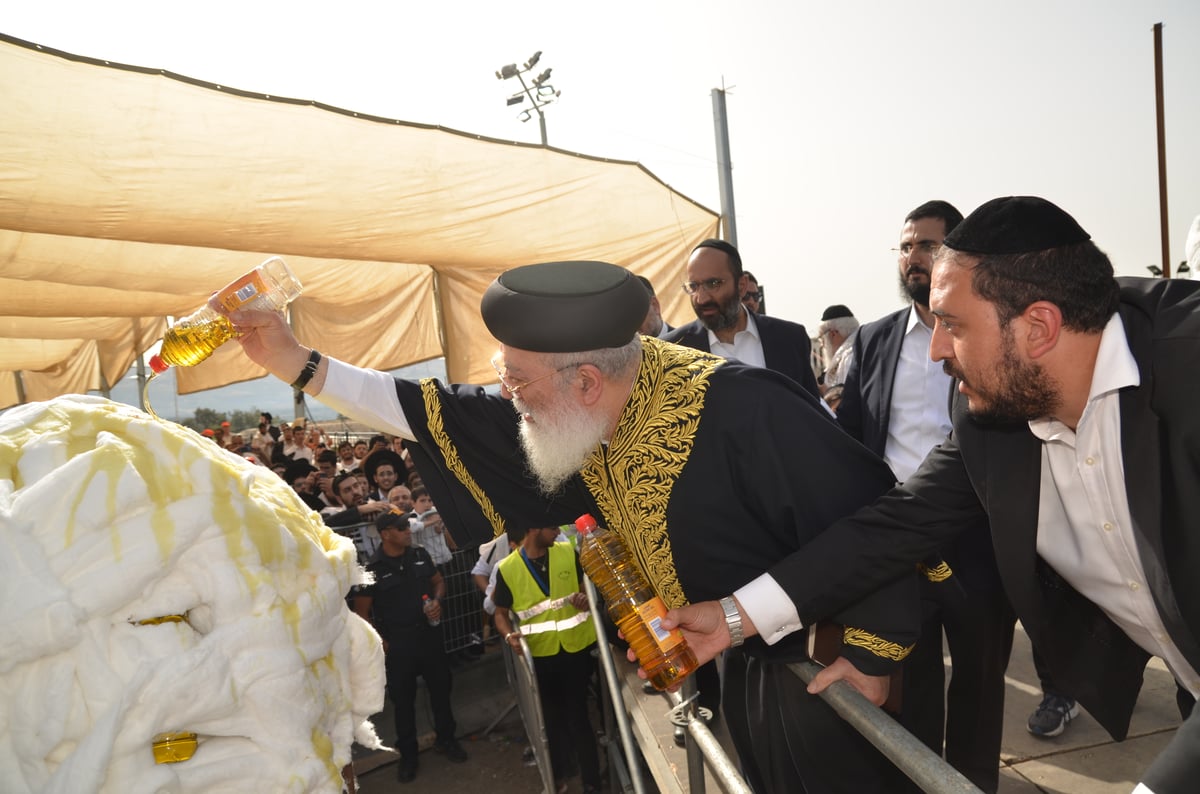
[665,239,821,397]
[232,259,918,793]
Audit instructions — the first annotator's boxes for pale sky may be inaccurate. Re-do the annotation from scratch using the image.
[5,0,1199,332]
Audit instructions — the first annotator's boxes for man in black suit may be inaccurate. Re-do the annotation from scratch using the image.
[665,197,1200,794]
[838,200,1015,792]
[665,239,820,397]
[635,275,674,338]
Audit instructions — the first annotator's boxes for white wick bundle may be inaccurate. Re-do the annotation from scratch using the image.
[0,395,385,793]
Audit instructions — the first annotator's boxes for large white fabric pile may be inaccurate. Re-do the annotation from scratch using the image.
[0,395,384,793]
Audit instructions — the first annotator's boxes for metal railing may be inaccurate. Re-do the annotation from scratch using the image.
[790,661,982,793]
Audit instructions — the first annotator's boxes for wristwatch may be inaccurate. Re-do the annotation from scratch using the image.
[719,596,744,647]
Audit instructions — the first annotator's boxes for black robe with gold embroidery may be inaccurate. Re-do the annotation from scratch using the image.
[394,337,917,674]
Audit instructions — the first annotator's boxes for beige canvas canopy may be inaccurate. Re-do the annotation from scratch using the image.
[0,35,718,410]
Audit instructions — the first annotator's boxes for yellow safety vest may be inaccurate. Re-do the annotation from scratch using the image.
[499,542,597,657]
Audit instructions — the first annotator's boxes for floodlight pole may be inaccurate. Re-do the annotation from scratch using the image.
[513,71,549,146]
[496,52,559,146]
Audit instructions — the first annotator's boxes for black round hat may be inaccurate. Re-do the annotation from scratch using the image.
[480,261,649,352]
[944,196,1090,255]
[363,448,405,487]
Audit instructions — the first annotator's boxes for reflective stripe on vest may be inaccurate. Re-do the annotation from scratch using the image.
[498,541,597,657]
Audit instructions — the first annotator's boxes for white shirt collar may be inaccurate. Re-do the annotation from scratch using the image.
[705,305,759,349]
[903,303,929,335]
[1028,313,1138,438]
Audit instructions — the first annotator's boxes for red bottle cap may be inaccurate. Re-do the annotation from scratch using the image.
[574,514,598,534]
[149,354,169,374]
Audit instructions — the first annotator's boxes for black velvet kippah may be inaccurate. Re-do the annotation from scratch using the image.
[820,304,854,321]
[944,196,1090,255]
[481,261,649,352]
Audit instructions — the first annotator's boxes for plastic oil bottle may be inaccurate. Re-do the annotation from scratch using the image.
[575,513,698,690]
[143,256,302,417]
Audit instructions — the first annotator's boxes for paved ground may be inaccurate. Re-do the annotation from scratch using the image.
[352,624,1183,793]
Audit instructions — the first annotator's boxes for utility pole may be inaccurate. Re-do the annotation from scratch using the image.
[1153,22,1170,278]
[711,87,738,246]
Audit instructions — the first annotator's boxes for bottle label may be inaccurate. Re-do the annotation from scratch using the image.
[637,597,685,652]
[213,271,268,312]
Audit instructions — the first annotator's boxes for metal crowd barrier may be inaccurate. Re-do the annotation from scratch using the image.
[790,661,982,793]
[337,522,487,656]
[500,634,557,794]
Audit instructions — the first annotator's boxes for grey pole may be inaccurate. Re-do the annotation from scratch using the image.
[288,310,306,421]
[711,88,738,246]
[132,317,148,412]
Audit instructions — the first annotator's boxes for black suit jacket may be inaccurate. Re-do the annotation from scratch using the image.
[664,313,821,397]
[836,306,911,455]
[767,278,1200,782]
[837,305,1002,594]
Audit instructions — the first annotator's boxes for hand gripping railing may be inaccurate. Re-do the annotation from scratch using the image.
[789,661,983,793]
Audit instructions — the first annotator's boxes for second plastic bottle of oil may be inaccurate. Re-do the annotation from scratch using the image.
[575,513,698,690]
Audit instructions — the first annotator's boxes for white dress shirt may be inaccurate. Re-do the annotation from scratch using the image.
[707,308,766,369]
[1030,314,1199,697]
[883,306,953,482]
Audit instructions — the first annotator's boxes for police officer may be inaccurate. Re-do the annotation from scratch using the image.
[354,509,467,784]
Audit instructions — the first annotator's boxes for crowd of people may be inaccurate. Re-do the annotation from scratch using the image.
[182,195,1200,793]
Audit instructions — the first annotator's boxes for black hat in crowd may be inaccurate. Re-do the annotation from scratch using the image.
[820,304,854,321]
[481,261,649,353]
[944,196,1091,255]
[376,508,413,533]
[635,275,656,297]
[283,459,316,483]
[363,448,405,487]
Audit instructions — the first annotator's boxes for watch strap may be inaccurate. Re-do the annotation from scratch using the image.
[290,349,321,391]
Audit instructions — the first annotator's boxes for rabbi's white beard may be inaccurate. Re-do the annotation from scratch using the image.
[516,393,607,496]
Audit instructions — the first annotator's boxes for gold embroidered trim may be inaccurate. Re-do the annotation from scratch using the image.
[420,377,505,539]
[842,626,914,661]
[917,561,953,583]
[580,337,724,609]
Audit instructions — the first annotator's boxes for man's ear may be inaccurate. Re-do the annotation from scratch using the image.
[575,364,605,407]
[1021,301,1063,359]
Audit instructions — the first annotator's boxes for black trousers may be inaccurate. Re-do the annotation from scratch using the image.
[384,624,456,758]
[898,578,1016,793]
[534,647,602,787]
[723,649,905,793]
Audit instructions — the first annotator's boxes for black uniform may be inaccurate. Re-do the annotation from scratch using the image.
[360,545,455,758]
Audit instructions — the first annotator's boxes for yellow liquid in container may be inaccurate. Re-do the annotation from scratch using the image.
[156,314,236,369]
[152,731,198,764]
[576,514,698,690]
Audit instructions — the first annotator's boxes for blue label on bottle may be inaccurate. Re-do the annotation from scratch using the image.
[234,283,260,303]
